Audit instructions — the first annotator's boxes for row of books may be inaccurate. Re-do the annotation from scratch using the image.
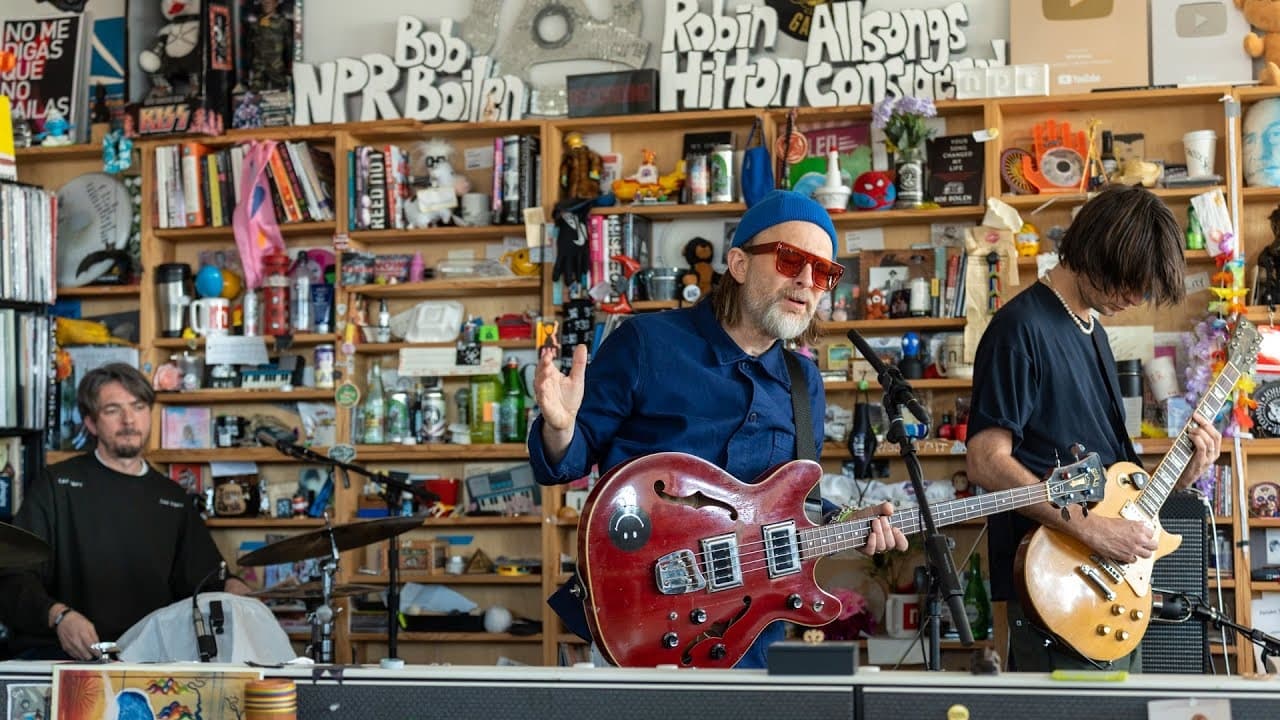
[153,141,336,230]
[0,182,56,304]
[1200,463,1233,518]
[346,134,541,231]
[587,213,653,303]
[0,310,51,432]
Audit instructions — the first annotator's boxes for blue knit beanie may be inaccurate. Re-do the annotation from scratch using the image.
[731,189,838,259]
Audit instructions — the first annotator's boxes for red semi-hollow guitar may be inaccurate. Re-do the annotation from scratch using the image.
[578,450,1105,668]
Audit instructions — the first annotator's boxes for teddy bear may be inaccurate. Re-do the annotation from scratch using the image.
[138,0,204,99]
[681,237,720,300]
[864,288,888,320]
[1239,0,1280,85]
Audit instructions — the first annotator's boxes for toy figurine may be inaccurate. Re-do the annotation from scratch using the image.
[681,236,720,299]
[560,131,603,201]
[11,106,33,149]
[139,0,204,99]
[612,149,685,203]
[1241,0,1280,85]
[1014,222,1040,256]
[851,170,896,210]
[233,91,263,129]
[90,82,111,124]
[246,0,293,92]
[405,139,470,228]
[37,107,74,146]
[864,288,888,319]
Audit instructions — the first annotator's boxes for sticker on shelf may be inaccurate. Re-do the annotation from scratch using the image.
[328,444,357,463]
[335,382,360,408]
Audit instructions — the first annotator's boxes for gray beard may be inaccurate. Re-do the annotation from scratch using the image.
[759,302,811,340]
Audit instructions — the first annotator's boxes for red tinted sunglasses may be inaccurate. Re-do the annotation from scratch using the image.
[742,242,845,291]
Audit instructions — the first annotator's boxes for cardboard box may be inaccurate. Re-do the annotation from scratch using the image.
[1010,0,1150,94]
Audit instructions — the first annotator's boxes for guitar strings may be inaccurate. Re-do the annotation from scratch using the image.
[678,482,1067,577]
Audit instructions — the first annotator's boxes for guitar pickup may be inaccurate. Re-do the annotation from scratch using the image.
[655,549,707,595]
[1089,554,1124,582]
[1077,564,1117,601]
[763,521,801,578]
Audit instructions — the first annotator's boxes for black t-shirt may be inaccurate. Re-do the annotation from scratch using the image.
[0,453,226,650]
[968,282,1138,600]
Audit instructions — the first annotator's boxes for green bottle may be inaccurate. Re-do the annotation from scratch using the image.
[497,356,526,443]
[363,360,386,444]
[963,553,991,640]
[469,373,503,444]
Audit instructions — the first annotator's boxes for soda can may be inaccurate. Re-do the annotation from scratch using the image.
[314,344,335,389]
[387,391,410,443]
[242,290,261,336]
[686,153,709,205]
[709,144,734,203]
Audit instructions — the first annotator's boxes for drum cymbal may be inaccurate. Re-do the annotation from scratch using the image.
[249,581,383,600]
[0,522,49,568]
[237,515,426,566]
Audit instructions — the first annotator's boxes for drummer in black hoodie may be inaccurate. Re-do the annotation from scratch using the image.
[0,363,249,660]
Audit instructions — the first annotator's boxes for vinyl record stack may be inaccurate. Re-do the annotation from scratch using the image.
[245,678,298,720]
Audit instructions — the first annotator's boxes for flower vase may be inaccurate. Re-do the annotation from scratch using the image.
[894,145,926,209]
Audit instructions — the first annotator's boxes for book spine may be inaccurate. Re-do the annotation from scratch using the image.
[267,144,304,222]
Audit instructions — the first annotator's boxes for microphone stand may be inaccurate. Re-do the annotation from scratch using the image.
[259,434,438,662]
[848,330,973,670]
[1169,594,1280,670]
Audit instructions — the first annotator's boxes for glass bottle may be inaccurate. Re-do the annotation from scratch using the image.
[963,553,991,641]
[497,356,526,443]
[469,373,503,444]
[364,360,387,444]
[289,250,312,333]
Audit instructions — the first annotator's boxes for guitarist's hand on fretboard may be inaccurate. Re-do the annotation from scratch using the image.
[852,501,908,555]
[1173,412,1222,491]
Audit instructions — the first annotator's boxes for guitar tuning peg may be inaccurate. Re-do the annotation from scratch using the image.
[1070,443,1086,460]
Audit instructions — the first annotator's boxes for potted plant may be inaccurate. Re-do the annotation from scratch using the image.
[871,95,937,209]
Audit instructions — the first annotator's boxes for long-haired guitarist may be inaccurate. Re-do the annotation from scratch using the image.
[528,190,909,668]
[966,185,1222,672]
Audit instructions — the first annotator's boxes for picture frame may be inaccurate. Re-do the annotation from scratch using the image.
[161,406,213,449]
[859,248,935,320]
[168,463,206,495]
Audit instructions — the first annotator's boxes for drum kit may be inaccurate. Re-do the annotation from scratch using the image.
[0,521,48,568]
[237,514,426,663]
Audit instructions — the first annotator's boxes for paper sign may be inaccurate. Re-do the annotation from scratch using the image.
[464,146,493,170]
[399,345,501,377]
[844,228,884,253]
[205,336,270,366]
[210,461,260,477]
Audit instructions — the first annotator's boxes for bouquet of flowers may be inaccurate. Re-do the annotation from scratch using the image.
[871,95,938,154]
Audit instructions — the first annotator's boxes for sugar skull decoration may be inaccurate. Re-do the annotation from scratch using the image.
[851,171,896,211]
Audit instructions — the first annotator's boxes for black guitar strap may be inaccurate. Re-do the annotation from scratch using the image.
[1089,326,1141,465]
[784,349,817,461]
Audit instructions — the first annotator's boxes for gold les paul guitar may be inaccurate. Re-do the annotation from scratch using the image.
[1016,317,1259,662]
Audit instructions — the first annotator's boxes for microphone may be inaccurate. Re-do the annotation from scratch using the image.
[192,561,226,662]
[846,329,932,426]
[255,426,296,452]
[1151,591,1192,622]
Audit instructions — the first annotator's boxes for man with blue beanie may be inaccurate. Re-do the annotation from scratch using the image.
[528,189,907,669]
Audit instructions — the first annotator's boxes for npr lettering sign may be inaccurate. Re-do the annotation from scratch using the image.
[292,17,526,124]
[659,0,1003,110]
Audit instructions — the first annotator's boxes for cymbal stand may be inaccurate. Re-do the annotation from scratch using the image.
[306,517,341,664]
[259,439,437,663]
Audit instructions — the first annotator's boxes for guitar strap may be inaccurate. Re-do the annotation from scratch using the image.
[1089,326,1141,465]
[784,350,816,461]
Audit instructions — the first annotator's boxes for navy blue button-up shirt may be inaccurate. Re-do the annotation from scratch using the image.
[528,300,825,668]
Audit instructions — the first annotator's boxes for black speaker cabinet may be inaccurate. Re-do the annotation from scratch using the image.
[1141,491,1210,673]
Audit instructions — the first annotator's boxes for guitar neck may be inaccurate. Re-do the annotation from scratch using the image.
[1137,361,1242,518]
[800,483,1050,558]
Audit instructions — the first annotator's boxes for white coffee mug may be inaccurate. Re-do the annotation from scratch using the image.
[189,297,231,337]
[935,334,973,380]
[461,193,491,226]
[885,592,921,638]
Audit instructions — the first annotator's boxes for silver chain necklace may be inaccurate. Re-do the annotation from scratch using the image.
[1042,274,1095,335]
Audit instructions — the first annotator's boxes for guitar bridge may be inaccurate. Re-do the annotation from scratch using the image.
[654,549,707,595]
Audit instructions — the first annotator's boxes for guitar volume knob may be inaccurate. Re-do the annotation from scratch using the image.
[1116,630,1130,641]
[709,643,727,660]
[1111,604,1126,616]
[1096,624,1111,636]
[662,632,679,649]
[690,608,707,624]
[1130,609,1144,621]
[787,594,803,610]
